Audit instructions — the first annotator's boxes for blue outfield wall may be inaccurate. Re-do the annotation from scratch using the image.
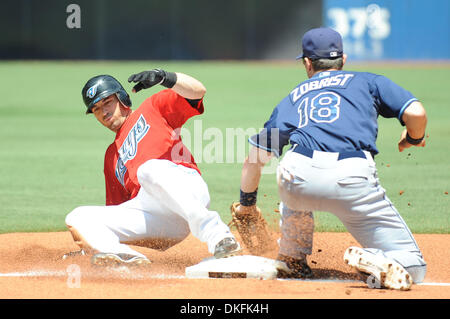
[323,0,450,60]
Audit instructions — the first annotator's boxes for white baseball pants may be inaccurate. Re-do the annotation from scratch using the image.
[276,149,427,283]
[65,159,233,257]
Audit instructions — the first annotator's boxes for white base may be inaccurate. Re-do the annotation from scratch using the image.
[185,255,288,280]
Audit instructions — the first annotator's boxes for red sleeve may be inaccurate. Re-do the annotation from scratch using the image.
[104,144,130,206]
[149,89,204,128]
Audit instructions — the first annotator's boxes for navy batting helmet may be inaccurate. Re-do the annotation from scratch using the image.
[81,75,132,114]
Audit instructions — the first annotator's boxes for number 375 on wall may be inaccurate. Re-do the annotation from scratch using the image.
[326,4,390,58]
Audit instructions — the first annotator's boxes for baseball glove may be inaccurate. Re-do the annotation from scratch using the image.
[229,202,272,255]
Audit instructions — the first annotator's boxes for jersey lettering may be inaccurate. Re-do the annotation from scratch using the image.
[115,157,127,187]
[291,73,354,104]
[297,98,309,128]
[310,92,341,123]
[298,91,341,127]
[115,114,150,186]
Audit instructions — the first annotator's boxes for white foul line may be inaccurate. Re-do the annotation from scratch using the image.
[0,270,66,277]
[0,270,184,280]
[417,282,450,286]
[0,270,449,286]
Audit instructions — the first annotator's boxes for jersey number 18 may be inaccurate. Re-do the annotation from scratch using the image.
[297,91,341,128]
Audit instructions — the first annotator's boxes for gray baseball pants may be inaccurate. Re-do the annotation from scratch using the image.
[276,148,427,283]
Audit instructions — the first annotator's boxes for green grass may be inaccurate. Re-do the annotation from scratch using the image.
[0,61,448,234]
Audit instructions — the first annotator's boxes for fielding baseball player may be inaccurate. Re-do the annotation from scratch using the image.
[65,69,241,266]
[230,28,427,290]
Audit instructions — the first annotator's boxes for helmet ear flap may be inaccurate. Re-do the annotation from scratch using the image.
[116,90,132,108]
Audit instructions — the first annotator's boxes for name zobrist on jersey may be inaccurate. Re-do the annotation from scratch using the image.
[290,72,354,104]
[115,115,150,186]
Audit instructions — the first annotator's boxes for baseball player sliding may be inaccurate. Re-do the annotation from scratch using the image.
[65,69,241,266]
[230,28,427,290]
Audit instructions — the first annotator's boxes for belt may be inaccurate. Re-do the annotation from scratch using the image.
[292,145,368,160]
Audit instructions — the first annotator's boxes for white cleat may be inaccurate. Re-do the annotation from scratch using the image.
[214,237,242,259]
[343,246,412,291]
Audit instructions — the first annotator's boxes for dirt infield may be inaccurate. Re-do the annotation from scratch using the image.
[0,231,449,299]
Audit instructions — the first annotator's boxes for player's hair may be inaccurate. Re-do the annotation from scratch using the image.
[310,57,344,71]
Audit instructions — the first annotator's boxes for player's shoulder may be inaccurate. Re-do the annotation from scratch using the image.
[341,70,379,80]
[143,89,183,109]
[133,89,169,113]
[352,71,400,90]
[138,88,173,103]
[347,70,393,83]
[339,70,389,92]
[276,93,294,109]
[150,88,177,100]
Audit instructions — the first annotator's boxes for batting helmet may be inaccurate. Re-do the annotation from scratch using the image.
[81,75,132,114]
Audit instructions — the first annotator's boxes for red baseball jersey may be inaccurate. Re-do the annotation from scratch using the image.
[103,89,204,205]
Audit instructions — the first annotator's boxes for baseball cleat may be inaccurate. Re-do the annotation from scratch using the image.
[62,249,86,260]
[343,246,412,290]
[91,253,151,267]
[276,254,313,279]
[214,237,242,259]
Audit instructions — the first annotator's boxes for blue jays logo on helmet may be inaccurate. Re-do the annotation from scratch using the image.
[86,83,100,99]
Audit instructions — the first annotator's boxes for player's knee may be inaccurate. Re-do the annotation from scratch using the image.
[65,206,90,228]
[65,207,95,251]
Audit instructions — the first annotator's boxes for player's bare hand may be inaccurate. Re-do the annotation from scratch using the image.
[398,129,426,152]
[234,203,258,215]
[128,69,166,93]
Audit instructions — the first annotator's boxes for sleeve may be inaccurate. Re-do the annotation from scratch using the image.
[248,96,292,157]
[150,89,204,128]
[104,145,130,206]
[373,75,418,126]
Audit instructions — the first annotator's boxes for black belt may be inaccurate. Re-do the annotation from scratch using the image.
[292,145,368,160]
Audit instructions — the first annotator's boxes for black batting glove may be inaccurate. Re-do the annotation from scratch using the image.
[127,69,177,93]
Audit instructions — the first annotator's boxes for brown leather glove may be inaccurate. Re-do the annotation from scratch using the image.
[229,202,272,255]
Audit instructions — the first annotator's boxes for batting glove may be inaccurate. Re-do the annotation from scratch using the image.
[128,69,177,93]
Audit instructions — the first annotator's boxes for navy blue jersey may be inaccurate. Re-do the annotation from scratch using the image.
[250,70,418,157]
